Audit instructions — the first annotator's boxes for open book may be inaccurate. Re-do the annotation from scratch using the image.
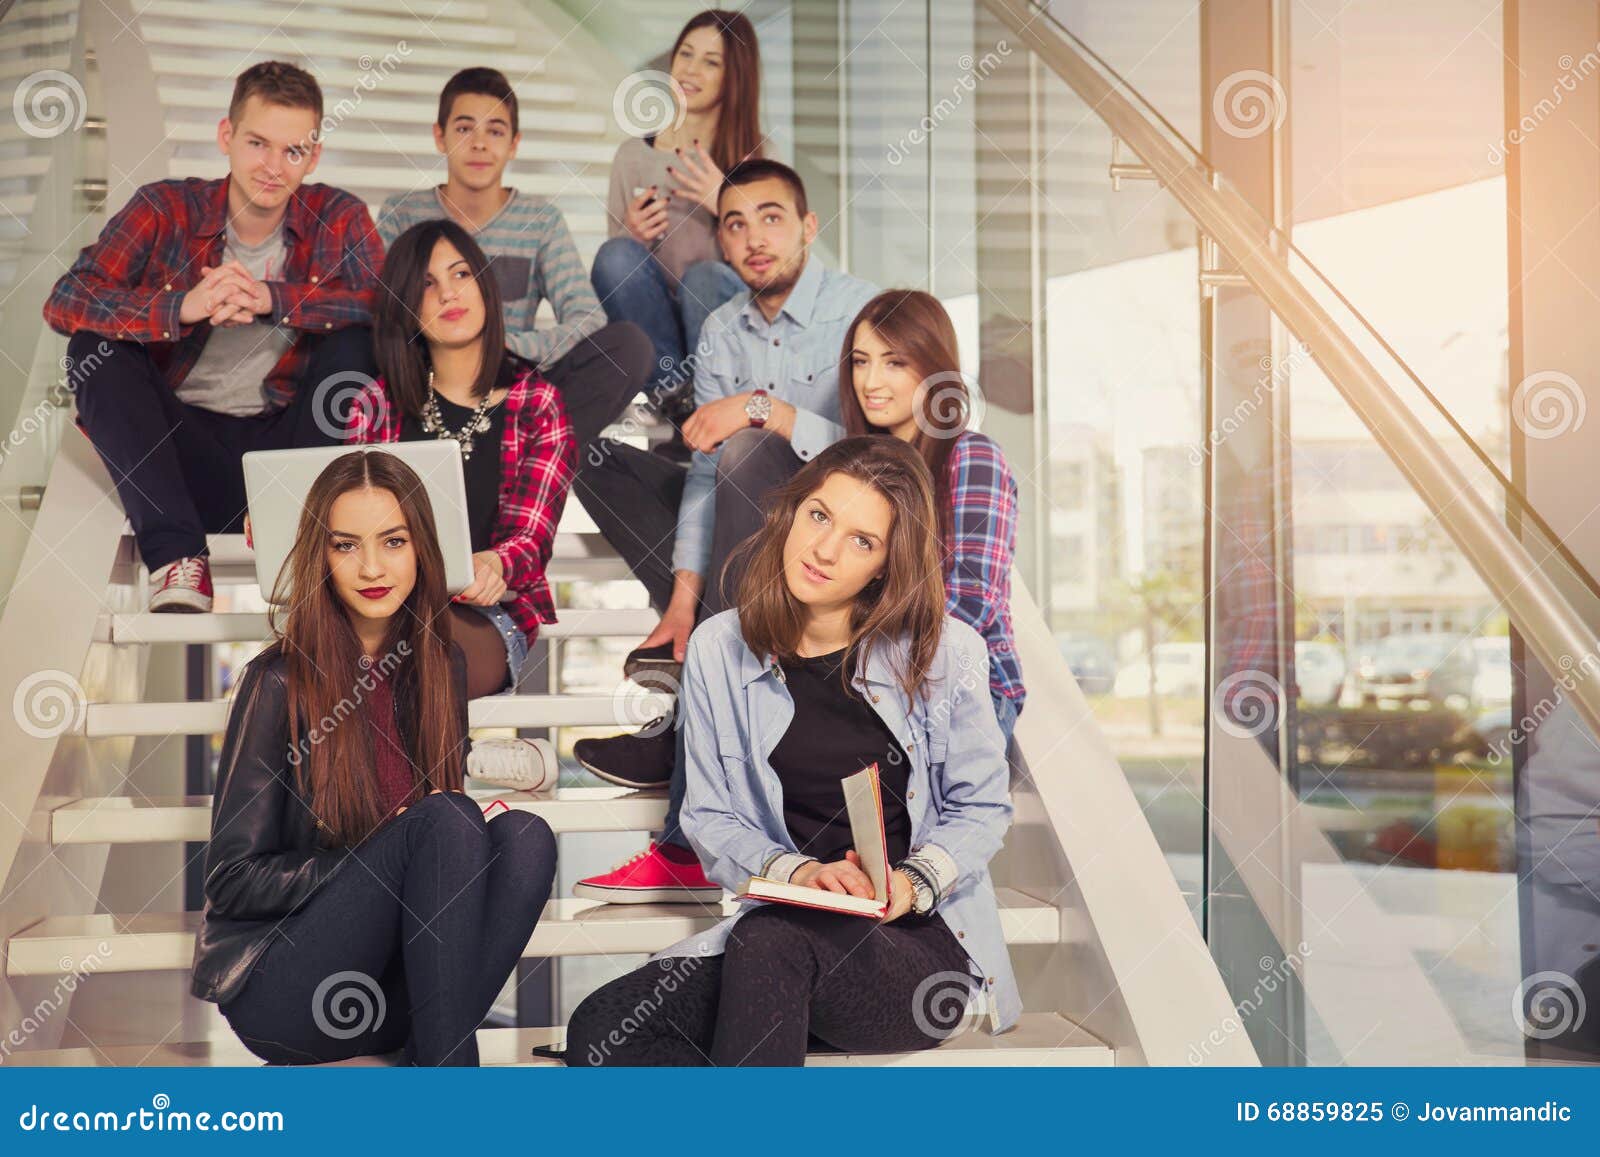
[736,764,891,917]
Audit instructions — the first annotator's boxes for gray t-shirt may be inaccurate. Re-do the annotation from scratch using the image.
[176,221,294,416]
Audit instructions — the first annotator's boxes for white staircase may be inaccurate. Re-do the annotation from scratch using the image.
[0,429,1252,1067]
[130,0,625,262]
[0,0,1255,1070]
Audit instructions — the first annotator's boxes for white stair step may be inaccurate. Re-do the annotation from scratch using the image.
[113,532,637,585]
[0,54,70,87]
[157,87,604,134]
[163,120,617,164]
[5,890,1063,976]
[83,691,672,737]
[0,22,78,52]
[8,1014,1110,1067]
[159,76,572,112]
[138,0,502,42]
[0,194,36,222]
[170,157,606,200]
[143,35,547,76]
[49,786,668,846]
[0,155,51,181]
[186,0,493,19]
[94,606,660,645]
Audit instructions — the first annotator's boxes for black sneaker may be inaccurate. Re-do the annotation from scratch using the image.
[574,721,675,788]
[623,642,682,684]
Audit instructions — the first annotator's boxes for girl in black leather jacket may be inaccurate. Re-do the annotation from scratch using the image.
[190,449,557,1066]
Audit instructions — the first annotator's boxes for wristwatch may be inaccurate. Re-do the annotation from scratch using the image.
[745,388,772,428]
[900,865,936,915]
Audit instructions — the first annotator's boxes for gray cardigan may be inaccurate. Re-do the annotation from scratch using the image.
[606,136,723,285]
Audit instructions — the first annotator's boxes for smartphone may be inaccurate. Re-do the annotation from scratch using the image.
[632,185,658,208]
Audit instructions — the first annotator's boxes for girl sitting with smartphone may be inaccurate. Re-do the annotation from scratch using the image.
[563,436,1019,1066]
[190,450,558,1066]
[591,8,763,421]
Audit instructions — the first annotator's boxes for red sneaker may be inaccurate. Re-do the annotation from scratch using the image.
[572,841,722,905]
[149,556,213,613]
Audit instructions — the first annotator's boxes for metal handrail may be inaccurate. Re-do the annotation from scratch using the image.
[982,0,1600,742]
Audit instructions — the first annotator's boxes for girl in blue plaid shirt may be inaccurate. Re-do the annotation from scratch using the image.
[840,290,1026,743]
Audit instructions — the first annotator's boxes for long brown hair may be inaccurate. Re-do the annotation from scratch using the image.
[838,290,971,548]
[673,9,764,172]
[731,437,945,703]
[266,450,464,847]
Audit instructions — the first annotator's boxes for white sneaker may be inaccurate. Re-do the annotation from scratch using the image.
[148,556,213,613]
[467,737,559,793]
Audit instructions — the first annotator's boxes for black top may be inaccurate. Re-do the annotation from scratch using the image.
[767,646,912,868]
[399,358,517,553]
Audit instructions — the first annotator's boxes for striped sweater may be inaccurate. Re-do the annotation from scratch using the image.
[376,187,605,368]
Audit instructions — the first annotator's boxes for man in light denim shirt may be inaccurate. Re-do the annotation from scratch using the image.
[575,160,878,901]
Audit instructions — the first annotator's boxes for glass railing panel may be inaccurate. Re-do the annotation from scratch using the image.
[0,0,94,606]
[925,1,1210,918]
[1241,323,1600,1064]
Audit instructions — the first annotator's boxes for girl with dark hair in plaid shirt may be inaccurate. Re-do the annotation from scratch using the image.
[346,220,576,728]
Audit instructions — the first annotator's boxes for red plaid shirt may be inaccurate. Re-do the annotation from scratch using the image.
[43,177,383,409]
[343,366,576,642]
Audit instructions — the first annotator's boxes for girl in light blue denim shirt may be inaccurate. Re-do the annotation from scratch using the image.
[564,437,1019,1066]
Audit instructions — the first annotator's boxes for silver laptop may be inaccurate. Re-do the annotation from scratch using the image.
[242,443,476,604]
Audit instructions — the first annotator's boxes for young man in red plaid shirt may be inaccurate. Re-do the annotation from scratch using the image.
[44,61,383,612]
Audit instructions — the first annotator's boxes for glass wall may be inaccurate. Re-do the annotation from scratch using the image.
[543,0,1600,1067]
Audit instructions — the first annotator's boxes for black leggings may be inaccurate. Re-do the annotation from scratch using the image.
[564,904,976,1067]
[449,603,511,698]
[220,792,556,1066]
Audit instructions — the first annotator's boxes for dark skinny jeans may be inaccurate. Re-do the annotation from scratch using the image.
[220,792,556,1067]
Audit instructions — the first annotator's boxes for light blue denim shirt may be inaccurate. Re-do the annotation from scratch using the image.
[670,256,880,576]
[654,608,1023,1034]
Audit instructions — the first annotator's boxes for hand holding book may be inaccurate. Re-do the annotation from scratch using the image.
[790,853,916,923]
[738,765,915,921]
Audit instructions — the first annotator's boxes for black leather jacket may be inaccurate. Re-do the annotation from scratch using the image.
[190,640,467,1004]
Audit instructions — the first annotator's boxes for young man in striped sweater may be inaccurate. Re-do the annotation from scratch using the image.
[376,68,652,464]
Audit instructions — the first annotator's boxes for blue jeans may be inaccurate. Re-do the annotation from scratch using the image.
[661,686,1023,851]
[992,689,1020,750]
[462,602,530,691]
[590,237,743,399]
